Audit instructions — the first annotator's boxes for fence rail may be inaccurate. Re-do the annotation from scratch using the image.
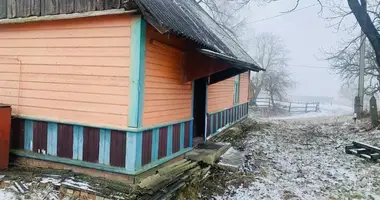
[254,98,320,113]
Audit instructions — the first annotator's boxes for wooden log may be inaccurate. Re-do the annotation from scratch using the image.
[353,141,380,154]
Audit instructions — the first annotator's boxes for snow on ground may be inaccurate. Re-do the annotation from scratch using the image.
[215,115,380,200]
[270,104,353,120]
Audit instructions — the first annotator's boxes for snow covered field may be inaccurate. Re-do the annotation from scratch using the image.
[215,112,380,200]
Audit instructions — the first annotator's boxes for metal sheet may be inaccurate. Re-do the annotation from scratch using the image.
[11,118,24,149]
[110,130,126,167]
[83,127,100,163]
[57,124,73,159]
[158,127,167,159]
[142,130,152,165]
[172,124,180,153]
[33,121,47,154]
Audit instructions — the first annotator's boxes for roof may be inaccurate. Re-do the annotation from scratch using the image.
[134,0,263,71]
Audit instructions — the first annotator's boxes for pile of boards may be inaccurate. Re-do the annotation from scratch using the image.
[345,141,380,161]
[136,159,211,200]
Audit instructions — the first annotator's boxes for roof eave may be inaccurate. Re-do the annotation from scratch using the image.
[198,48,265,72]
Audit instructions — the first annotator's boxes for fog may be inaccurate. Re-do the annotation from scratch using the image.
[238,1,356,101]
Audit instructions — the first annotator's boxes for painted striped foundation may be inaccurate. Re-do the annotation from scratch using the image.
[206,102,249,137]
[10,118,193,175]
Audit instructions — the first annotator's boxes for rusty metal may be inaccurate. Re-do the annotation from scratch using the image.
[0,105,11,170]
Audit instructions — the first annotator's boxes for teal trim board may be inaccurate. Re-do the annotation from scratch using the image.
[73,125,83,160]
[128,16,147,128]
[47,122,58,156]
[189,120,193,147]
[126,132,142,170]
[151,128,159,162]
[99,129,111,165]
[24,120,33,151]
[167,125,173,156]
[180,123,185,150]
[210,115,214,136]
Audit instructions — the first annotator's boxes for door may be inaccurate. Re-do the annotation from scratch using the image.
[193,78,207,141]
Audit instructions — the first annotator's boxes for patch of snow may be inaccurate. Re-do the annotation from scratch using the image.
[271,104,353,120]
[62,178,95,192]
[214,116,380,199]
[218,147,245,170]
[0,189,17,200]
[40,177,62,186]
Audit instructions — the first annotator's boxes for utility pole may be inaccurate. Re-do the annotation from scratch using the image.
[357,1,367,117]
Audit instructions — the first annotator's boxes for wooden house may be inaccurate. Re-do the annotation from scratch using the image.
[0,0,263,181]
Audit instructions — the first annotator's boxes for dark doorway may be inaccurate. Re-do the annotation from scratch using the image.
[193,77,207,142]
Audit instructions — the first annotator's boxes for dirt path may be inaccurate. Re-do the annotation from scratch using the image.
[213,116,380,200]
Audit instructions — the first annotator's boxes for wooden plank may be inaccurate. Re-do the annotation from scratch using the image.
[59,0,74,14]
[105,0,120,9]
[0,0,6,18]
[7,0,16,18]
[30,0,41,16]
[75,0,87,13]
[353,141,380,154]
[41,0,59,15]
[95,0,104,10]
[87,0,96,11]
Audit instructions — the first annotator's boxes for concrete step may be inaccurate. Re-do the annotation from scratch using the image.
[185,142,231,165]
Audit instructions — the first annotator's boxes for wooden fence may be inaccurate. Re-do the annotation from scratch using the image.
[255,98,320,113]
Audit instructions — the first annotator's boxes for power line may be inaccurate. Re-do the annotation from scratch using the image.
[247,3,320,24]
[287,64,330,69]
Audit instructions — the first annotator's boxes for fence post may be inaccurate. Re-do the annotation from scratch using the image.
[315,102,320,112]
[268,98,271,108]
[370,96,378,127]
[288,102,292,112]
[305,103,308,113]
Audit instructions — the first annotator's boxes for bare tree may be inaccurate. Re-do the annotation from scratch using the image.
[250,33,289,103]
[327,36,380,95]
[262,67,296,108]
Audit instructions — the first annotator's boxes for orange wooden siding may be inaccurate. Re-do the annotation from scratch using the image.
[207,76,235,113]
[0,15,131,128]
[239,72,250,103]
[142,38,192,126]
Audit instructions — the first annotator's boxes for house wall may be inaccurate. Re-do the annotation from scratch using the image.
[239,71,250,103]
[142,26,192,127]
[206,73,249,137]
[0,15,131,128]
[207,77,235,113]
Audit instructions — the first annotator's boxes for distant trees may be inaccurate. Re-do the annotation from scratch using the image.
[249,33,293,105]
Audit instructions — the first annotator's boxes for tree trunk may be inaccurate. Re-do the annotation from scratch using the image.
[347,0,380,68]
[251,82,264,105]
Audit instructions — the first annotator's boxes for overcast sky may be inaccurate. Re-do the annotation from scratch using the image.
[238,0,357,98]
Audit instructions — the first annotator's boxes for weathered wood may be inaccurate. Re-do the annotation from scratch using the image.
[0,9,133,24]
[41,0,59,15]
[95,0,104,10]
[0,0,6,18]
[353,141,380,153]
[59,0,74,14]
[7,0,16,18]
[370,96,379,127]
[105,0,120,9]
[75,0,87,13]
[30,0,41,16]
[87,0,96,11]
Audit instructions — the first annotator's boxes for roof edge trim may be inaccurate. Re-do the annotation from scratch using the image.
[198,48,265,72]
[0,9,138,25]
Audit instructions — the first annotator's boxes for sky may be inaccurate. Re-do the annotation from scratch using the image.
[236,0,356,99]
